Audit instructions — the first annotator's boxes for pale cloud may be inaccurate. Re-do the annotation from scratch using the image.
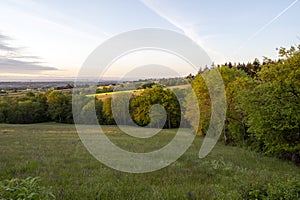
[0,58,57,72]
[0,34,18,52]
[0,33,58,74]
[0,43,16,52]
[0,0,109,77]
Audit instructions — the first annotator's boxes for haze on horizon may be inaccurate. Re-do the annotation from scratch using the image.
[0,0,299,81]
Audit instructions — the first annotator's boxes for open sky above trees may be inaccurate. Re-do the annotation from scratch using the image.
[0,0,300,80]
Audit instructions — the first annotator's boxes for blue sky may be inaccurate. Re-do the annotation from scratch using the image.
[0,0,299,80]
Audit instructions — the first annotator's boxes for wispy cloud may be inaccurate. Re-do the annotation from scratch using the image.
[0,33,58,74]
[140,0,225,64]
[0,34,18,52]
[0,43,17,52]
[0,34,10,40]
[141,0,203,46]
[236,0,299,52]
[0,57,57,72]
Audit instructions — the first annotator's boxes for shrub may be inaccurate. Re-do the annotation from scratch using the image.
[0,177,55,200]
[243,178,300,199]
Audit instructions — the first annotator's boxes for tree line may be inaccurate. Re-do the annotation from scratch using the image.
[0,45,299,163]
[186,45,300,164]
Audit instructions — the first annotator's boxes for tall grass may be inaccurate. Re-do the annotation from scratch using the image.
[0,123,299,199]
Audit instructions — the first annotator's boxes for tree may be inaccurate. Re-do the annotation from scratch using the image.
[102,97,115,125]
[186,66,249,138]
[46,91,73,123]
[148,104,166,128]
[186,71,211,135]
[95,98,104,124]
[0,99,9,123]
[184,90,200,132]
[130,85,180,128]
[111,93,132,125]
[227,77,256,145]
[219,66,253,144]
[236,45,300,162]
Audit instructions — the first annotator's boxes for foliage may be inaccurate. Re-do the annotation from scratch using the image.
[0,44,299,165]
[137,82,156,89]
[96,86,114,94]
[102,97,115,125]
[0,177,55,200]
[46,91,73,123]
[0,95,49,124]
[0,86,183,128]
[185,45,299,164]
[186,70,211,135]
[219,67,250,144]
[236,45,300,162]
[186,66,249,137]
[158,77,188,87]
[225,76,257,145]
[243,178,300,200]
[130,85,181,128]
[72,95,104,125]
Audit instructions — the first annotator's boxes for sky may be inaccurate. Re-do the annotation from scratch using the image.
[0,0,299,81]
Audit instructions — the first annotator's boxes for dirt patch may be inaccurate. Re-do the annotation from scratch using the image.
[0,129,15,134]
[103,130,119,134]
[46,130,77,134]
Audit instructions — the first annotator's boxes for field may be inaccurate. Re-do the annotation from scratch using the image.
[0,123,299,199]
[93,84,189,100]
[93,89,144,101]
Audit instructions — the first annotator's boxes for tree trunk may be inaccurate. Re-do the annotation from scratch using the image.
[168,113,171,129]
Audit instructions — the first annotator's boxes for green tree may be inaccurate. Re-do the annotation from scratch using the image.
[95,98,105,124]
[186,72,211,135]
[111,93,132,125]
[130,85,180,128]
[236,45,300,162]
[102,97,115,124]
[46,91,72,123]
[219,66,253,144]
[0,99,9,123]
[186,66,251,139]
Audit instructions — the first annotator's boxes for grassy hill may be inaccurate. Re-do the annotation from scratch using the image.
[92,84,189,101]
[0,123,299,199]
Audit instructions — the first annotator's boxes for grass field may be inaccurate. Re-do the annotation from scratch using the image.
[92,84,190,100]
[0,123,299,199]
[92,89,144,101]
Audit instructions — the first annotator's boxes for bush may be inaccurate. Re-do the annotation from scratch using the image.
[243,178,300,199]
[0,177,55,200]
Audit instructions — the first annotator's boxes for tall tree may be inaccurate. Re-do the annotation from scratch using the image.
[236,45,300,162]
[102,97,115,125]
[130,85,180,128]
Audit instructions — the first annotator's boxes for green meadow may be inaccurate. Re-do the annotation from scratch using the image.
[0,123,299,199]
